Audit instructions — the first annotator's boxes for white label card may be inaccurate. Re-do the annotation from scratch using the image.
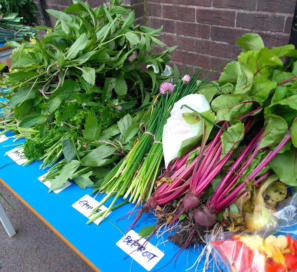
[116,230,165,271]
[72,194,110,225]
[6,147,28,165]
[38,173,71,194]
[0,134,8,143]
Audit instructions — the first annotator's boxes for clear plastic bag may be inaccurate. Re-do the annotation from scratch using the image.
[208,193,297,272]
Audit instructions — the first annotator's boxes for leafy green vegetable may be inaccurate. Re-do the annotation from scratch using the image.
[62,138,76,162]
[49,160,80,191]
[81,145,116,167]
[236,33,264,52]
[270,150,297,186]
[0,0,172,192]
[138,225,155,237]
[220,122,244,156]
[292,118,297,148]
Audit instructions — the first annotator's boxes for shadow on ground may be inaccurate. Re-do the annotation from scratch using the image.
[0,183,94,272]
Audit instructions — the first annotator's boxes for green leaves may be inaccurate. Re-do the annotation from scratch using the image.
[117,114,133,136]
[259,115,288,149]
[73,171,93,189]
[236,33,264,52]
[9,87,36,106]
[62,138,76,162]
[81,67,96,86]
[182,112,200,124]
[47,9,72,22]
[115,77,128,96]
[220,122,244,156]
[66,33,89,60]
[83,112,101,140]
[19,114,46,128]
[125,32,139,45]
[81,145,116,167]
[218,61,253,94]
[270,150,297,186]
[292,118,297,148]
[121,12,134,30]
[211,94,253,122]
[49,160,80,191]
[138,225,155,237]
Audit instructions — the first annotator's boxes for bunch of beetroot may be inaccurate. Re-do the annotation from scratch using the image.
[131,33,297,247]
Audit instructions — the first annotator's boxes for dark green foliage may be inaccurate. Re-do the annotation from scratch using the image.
[0,0,39,25]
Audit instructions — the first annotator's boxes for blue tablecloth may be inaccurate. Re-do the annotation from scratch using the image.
[0,133,219,272]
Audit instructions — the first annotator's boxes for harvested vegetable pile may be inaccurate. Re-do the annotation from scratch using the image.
[130,33,297,250]
[0,0,174,190]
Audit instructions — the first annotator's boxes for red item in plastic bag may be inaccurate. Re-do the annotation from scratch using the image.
[212,240,265,272]
[287,234,297,256]
[284,253,297,270]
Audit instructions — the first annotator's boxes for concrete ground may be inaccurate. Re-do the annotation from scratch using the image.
[0,183,94,272]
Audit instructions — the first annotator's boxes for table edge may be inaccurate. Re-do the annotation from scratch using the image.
[0,177,101,272]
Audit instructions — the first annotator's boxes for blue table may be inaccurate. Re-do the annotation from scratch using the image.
[0,133,214,272]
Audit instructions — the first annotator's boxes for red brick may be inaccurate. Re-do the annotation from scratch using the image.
[183,0,211,6]
[285,16,293,33]
[87,0,105,7]
[211,26,246,44]
[176,22,210,39]
[213,0,256,10]
[148,0,211,5]
[236,12,285,32]
[147,3,161,17]
[46,0,72,6]
[163,5,195,22]
[131,0,144,4]
[134,3,144,18]
[201,70,221,81]
[172,50,212,68]
[176,36,197,52]
[210,56,230,70]
[261,33,290,47]
[159,33,177,47]
[196,9,235,27]
[150,18,176,33]
[257,0,296,14]
[197,40,235,58]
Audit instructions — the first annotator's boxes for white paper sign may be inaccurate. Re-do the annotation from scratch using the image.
[6,147,28,165]
[0,134,8,143]
[72,194,110,225]
[38,173,71,194]
[116,230,165,271]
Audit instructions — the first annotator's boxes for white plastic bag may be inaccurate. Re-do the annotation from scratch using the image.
[162,94,210,167]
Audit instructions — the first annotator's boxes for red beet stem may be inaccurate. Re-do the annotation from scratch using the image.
[211,132,291,212]
[212,130,263,203]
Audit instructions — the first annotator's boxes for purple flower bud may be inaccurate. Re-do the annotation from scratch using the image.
[116,105,122,111]
[159,82,175,94]
[182,74,191,84]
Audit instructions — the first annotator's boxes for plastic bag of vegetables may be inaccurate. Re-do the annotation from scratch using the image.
[211,233,297,272]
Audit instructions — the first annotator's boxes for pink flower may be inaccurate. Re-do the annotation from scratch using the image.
[182,74,191,84]
[159,82,175,94]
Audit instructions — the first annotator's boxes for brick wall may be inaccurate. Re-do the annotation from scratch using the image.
[35,0,297,77]
[148,0,296,77]
[35,0,145,26]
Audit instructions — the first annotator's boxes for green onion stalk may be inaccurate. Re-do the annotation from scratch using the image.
[89,76,200,222]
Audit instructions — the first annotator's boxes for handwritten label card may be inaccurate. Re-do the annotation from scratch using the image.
[6,147,28,165]
[116,230,164,271]
[72,194,110,225]
[38,173,71,194]
[0,134,8,143]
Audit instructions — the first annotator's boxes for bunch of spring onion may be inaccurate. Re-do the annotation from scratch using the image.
[88,75,200,222]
